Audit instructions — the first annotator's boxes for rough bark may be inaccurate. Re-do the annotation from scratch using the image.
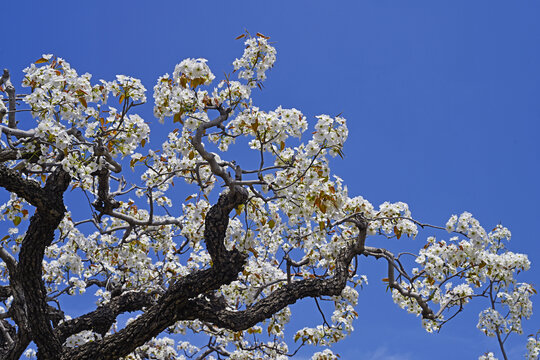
[0,167,71,359]
[14,169,70,359]
[54,291,158,343]
[60,187,249,360]
[176,222,367,331]
[0,165,47,209]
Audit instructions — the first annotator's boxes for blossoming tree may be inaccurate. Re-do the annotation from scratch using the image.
[0,33,537,360]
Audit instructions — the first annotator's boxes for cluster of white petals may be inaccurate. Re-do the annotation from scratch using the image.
[479,352,498,360]
[311,349,338,360]
[527,336,540,360]
[173,58,215,85]
[233,34,276,83]
[64,330,102,348]
[153,58,214,123]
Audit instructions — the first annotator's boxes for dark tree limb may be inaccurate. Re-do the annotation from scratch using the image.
[363,246,435,320]
[55,290,158,342]
[0,149,19,163]
[0,248,16,277]
[0,285,12,301]
[0,165,47,209]
[60,187,249,360]
[191,105,234,188]
[12,168,70,359]
[173,220,368,331]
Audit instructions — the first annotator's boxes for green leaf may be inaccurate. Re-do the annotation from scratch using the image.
[35,57,49,64]
[173,112,183,124]
[190,78,205,89]
[179,76,188,88]
[235,204,244,216]
[394,226,402,239]
[13,216,21,226]
[251,119,259,132]
[248,247,258,257]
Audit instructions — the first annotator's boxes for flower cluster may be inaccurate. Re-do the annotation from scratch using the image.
[312,114,348,157]
[311,349,339,360]
[64,330,102,348]
[153,58,214,123]
[224,106,307,152]
[387,212,534,354]
[369,201,417,237]
[212,80,251,108]
[16,54,150,183]
[108,75,147,103]
[478,352,498,360]
[233,34,276,84]
[173,58,215,85]
[22,54,93,124]
[122,337,178,360]
[527,336,540,360]
[153,74,209,123]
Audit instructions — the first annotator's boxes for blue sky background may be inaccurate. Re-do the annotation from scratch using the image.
[1,1,539,359]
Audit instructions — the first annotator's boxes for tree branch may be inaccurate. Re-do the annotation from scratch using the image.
[55,290,158,342]
[0,247,17,276]
[173,220,369,332]
[61,187,249,360]
[0,70,16,129]
[191,106,234,188]
[0,164,47,209]
[14,167,71,358]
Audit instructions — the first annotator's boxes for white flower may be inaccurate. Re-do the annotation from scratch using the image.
[312,349,338,360]
[526,336,540,360]
[478,352,498,360]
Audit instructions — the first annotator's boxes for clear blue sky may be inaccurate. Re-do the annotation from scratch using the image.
[1,1,539,359]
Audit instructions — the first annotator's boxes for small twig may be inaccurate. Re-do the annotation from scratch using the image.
[314,297,330,327]
[252,278,287,300]
[284,254,309,284]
